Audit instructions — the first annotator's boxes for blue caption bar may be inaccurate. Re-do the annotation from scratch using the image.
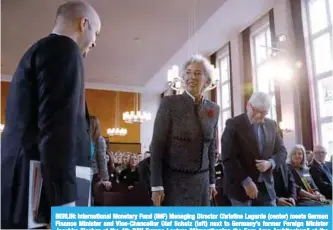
[52,206,332,230]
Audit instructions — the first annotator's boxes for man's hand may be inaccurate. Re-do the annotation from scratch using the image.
[243,181,258,199]
[102,181,112,191]
[256,160,272,172]
[152,190,165,206]
[277,198,293,206]
[209,187,218,200]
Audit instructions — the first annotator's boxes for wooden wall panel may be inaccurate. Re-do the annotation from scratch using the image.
[1,81,10,124]
[1,81,141,144]
[85,89,140,143]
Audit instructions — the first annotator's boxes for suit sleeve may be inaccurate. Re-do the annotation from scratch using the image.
[222,119,249,183]
[271,121,287,168]
[150,97,171,188]
[96,137,109,181]
[37,41,81,207]
[208,108,220,186]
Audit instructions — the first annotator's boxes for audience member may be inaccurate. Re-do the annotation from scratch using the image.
[306,150,314,166]
[309,145,332,199]
[287,145,328,205]
[119,154,140,189]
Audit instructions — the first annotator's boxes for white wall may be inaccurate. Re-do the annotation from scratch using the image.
[226,0,301,152]
[230,34,245,116]
[140,92,161,153]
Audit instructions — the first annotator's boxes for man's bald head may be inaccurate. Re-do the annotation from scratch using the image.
[56,1,96,23]
[53,0,101,57]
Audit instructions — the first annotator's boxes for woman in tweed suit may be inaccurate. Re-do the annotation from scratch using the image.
[90,116,112,200]
[150,55,220,206]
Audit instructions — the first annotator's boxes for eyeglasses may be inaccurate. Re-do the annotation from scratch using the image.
[315,151,327,154]
[185,70,203,79]
[250,104,268,116]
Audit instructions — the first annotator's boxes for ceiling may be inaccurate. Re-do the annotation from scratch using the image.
[1,0,225,88]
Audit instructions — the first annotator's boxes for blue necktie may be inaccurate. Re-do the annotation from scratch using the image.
[253,124,264,153]
[322,164,332,183]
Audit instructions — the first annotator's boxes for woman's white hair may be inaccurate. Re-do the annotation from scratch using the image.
[286,144,308,169]
[248,92,271,110]
[181,54,214,90]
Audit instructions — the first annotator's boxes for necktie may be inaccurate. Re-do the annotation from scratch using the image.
[322,164,332,183]
[254,124,264,153]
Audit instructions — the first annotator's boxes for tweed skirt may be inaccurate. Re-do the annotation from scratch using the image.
[163,169,210,206]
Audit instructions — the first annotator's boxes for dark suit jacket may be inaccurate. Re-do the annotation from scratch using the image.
[1,34,89,228]
[138,157,151,191]
[273,163,297,200]
[221,113,287,202]
[309,160,332,199]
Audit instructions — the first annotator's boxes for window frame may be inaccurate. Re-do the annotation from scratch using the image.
[215,44,233,149]
[302,0,333,159]
[249,20,277,121]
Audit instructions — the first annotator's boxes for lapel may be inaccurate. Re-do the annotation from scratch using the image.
[314,160,330,181]
[280,164,288,189]
[181,92,215,141]
[241,114,261,159]
[198,99,216,141]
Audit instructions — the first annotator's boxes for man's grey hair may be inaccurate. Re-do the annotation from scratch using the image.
[181,54,214,90]
[313,144,327,153]
[286,144,308,169]
[248,92,271,110]
[56,0,94,22]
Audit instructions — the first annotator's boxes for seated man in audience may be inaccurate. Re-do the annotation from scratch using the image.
[309,145,332,200]
[273,163,297,206]
[306,150,314,166]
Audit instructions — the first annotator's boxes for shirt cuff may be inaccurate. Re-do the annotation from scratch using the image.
[151,186,164,192]
[209,184,215,188]
[268,159,276,170]
[241,177,253,187]
[60,201,76,206]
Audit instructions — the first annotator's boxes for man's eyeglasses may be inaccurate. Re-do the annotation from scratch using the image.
[250,104,268,116]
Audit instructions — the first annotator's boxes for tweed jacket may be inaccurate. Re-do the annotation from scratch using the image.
[150,92,220,188]
[91,136,109,181]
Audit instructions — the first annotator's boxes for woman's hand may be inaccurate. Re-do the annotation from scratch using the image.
[209,187,218,200]
[152,191,165,206]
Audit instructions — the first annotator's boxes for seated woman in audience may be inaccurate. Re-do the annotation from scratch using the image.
[287,144,328,205]
[119,154,140,189]
[90,116,112,204]
[116,154,130,173]
[106,151,118,183]
[114,152,123,167]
